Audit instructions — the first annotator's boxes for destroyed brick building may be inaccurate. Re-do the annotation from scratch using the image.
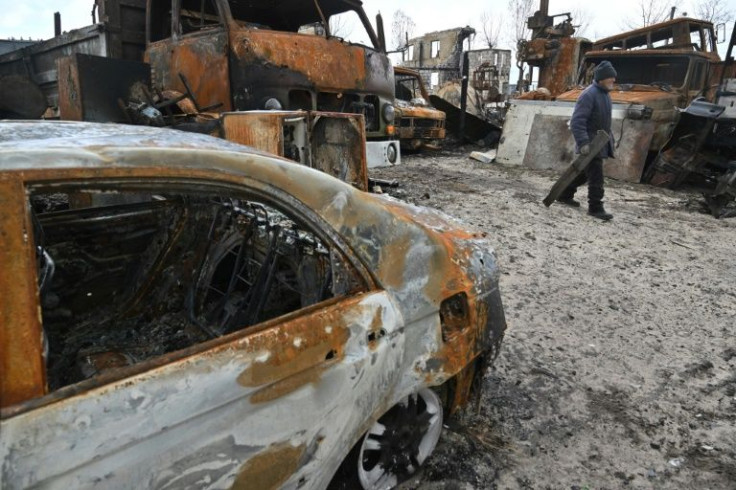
[0,39,39,55]
[399,26,476,90]
[467,48,513,101]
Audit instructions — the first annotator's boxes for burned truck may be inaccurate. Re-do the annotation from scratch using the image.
[0,0,400,168]
[498,18,730,186]
[144,0,399,167]
[393,66,446,150]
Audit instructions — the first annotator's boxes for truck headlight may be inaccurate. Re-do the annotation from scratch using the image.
[386,142,398,164]
[382,103,395,123]
[264,98,283,110]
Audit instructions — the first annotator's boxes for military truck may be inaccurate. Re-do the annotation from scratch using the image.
[0,0,400,168]
[393,66,446,150]
[498,17,731,184]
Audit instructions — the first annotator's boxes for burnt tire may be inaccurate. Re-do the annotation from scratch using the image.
[329,388,443,490]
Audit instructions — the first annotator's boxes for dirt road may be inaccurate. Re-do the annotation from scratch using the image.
[374,150,736,490]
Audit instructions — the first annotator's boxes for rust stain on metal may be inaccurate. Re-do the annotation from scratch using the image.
[236,330,345,388]
[557,87,681,106]
[231,442,306,490]
[221,112,284,155]
[231,29,367,92]
[148,34,232,112]
[249,364,326,404]
[376,233,410,289]
[0,177,47,407]
[57,56,83,121]
[236,308,351,389]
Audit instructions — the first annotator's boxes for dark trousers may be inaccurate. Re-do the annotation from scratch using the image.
[560,157,604,207]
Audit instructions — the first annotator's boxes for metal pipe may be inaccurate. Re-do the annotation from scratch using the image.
[539,0,549,17]
[459,51,469,139]
[54,12,61,37]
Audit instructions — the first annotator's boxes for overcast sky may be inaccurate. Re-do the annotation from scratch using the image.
[2,0,735,71]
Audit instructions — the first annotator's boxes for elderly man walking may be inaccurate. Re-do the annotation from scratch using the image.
[557,60,617,221]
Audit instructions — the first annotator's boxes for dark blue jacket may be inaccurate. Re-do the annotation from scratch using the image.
[570,82,615,158]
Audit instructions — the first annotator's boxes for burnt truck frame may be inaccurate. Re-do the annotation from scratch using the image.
[498,18,730,185]
[393,66,446,150]
[144,0,400,167]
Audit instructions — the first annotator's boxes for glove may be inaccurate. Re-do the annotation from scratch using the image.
[579,144,591,156]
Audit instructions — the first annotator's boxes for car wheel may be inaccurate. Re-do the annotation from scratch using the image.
[356,387,443,489]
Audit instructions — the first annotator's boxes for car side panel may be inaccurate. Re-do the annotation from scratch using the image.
[0,291,404,490]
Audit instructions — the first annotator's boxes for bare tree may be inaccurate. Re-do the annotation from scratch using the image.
[480,10,505,49]
[506,0,534,47]
[506,0,534,91]
[329,13,354,39]
[691,0,733,25]
[391,10,416,50]
[570,7,593,39]
[623,0,674,29]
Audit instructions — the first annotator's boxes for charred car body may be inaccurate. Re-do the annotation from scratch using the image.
[0,122,505,489]
[393,67,446,150]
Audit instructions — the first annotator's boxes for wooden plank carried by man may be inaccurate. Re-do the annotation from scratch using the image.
[543,130,611,207]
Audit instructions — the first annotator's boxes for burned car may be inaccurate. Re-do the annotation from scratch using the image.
[0,122,506,489]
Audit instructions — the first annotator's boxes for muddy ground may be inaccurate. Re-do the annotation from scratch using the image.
[373,149,736,490]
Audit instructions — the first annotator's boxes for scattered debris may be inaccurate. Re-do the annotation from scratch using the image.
[469,150,497,164]
[430,94,502,144]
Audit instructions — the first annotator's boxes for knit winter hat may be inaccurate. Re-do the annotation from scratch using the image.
[594,61,617,81]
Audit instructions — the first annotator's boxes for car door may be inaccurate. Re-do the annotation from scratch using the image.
[0,173,406,489]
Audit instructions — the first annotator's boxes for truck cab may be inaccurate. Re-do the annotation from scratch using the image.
[498,18,725,185]
[145,0,400,166]
[393,66,446,150]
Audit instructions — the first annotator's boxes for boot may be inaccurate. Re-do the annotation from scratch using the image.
[588,203,613,221]
[557,197,581,207]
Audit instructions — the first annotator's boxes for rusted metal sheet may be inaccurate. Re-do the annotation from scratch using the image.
[147,30,233,113]
[219,111,369,191]
[523,112,655,183]
[498,99,656,183]
[430,95,500,142]
[310,112,369,191]
[520,37,591,97]
[0,121,505,488]
[57,53,151,122]
[0,178,46,406]
[644,99,727,187]
[231,29,368,94]
[220,111,285,156]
